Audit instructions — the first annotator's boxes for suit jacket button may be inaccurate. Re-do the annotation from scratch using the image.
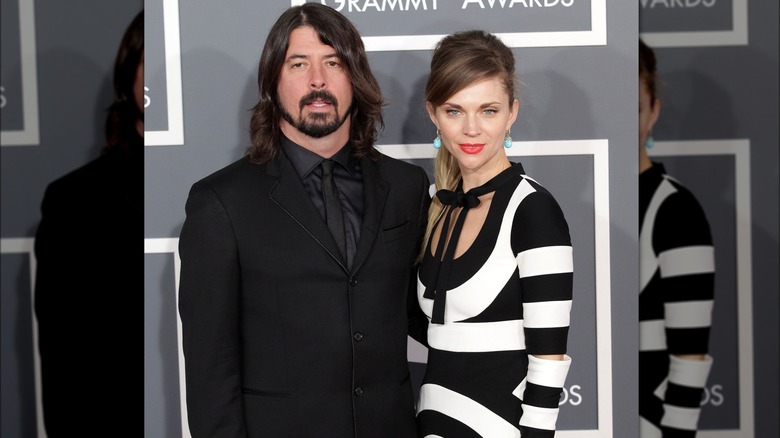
[350,278,358,287]
[354,387,363,396]
[353,332,363,341]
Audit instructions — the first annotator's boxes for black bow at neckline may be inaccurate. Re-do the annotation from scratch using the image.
[423,164,519,324]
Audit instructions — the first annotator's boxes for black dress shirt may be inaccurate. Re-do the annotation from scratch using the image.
[281,134,364,268]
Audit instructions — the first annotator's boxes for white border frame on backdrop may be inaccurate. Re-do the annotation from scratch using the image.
[144,238,190,437]
[291,0,607,50]
[649,139,754,438]
[1,0,40,146]
[0,238,45,438]
[145,0,185,146]
[380,139,613,437]
[640,0,748,47]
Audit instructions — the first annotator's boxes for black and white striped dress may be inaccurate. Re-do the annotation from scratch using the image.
[639,163,714,438]
[417,163,573,437]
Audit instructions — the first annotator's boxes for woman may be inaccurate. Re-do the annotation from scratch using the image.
[416,30,573,437]
[638,38,714,438]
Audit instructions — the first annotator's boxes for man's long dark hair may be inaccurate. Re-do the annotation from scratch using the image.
[105,10,144,152]
[248,3,383,164]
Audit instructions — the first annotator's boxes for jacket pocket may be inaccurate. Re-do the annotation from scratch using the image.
[381,220,412,243]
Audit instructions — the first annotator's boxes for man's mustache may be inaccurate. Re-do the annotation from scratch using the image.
[299,90,337,110]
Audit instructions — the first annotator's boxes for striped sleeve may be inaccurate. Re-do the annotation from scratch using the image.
[654,185,715,356]
[654,182,715,436]
[656,355,713,437]
[514,355,572,437]
[512,185,574,436]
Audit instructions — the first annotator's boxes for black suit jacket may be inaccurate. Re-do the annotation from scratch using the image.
[34,148,143,436]
[179,152,430,437]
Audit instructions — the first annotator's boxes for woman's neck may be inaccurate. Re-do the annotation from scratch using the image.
[460,157,511,192]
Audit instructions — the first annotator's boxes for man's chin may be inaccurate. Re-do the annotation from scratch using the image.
[304,111,337,123]
[298,119,342,138]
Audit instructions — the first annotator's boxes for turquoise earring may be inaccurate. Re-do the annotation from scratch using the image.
[433,129,442,149]
[645,132,654,149]
[503,130,512,149]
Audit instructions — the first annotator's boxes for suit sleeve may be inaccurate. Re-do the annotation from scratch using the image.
[512,190,573,437]
[407,166,431,346]
[34,182,82,431]
[179,181,247,438]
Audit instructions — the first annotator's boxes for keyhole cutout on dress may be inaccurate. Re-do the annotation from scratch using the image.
[430,194,494,260]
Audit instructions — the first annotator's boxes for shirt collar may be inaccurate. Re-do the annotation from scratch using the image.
[280,133,356,178]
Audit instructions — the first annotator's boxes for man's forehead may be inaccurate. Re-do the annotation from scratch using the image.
[285,28,339,59]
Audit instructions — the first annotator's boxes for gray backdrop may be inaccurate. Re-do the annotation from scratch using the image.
[144,0,635,436]
[641,0,779,435]
[0,1,144,437]
[1,0,777,437]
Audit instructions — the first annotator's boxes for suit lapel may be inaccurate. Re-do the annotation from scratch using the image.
[267,155,348,272]
[352,156,389,274]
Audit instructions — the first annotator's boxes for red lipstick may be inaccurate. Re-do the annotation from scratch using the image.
[459,143,485,154]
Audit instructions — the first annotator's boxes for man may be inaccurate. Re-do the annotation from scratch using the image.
[178,4,429,437]
[34,10,143,436]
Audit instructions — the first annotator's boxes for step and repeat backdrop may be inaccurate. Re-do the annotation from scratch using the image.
[143,1,638,437]
[640,0,779,436]
[1,0,776,437]
[1,1,143,437]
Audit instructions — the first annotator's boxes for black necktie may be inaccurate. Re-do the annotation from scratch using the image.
[321,159,347,259]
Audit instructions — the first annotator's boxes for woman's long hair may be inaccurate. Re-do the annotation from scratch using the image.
[419,30,518,261]
[105,10,144,153]
[247,3,384,164]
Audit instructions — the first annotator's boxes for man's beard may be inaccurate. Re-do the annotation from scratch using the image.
[280,90,351,138]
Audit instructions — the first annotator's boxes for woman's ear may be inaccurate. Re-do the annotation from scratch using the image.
[649,98,662,132]
[507,98,519,128]
[426,101,438,128]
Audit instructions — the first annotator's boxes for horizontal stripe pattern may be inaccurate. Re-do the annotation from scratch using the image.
[664,383,704,408]
[639,167,715,436]
[658,245,714,278]
[659,273,715,302]
[650,355,712,436]
[520,382,563,409]
[666,328,711,355]
[417,167,572,437]
[520,272,573,303]
[664,300,713,328]
[526,354,571,388]
[668,354,713,388]
[660,404,702,431]
[525,327,569,355]
[523,300,571,328]
[516,246,573,278]
[517,404,559,431]
[640,320,666,351]
[427,320,525,352]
